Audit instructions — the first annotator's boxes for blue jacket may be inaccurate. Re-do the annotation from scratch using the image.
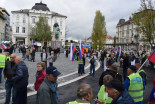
[12,61,29,88]
[41,52,48,61]
[111,90,135,104]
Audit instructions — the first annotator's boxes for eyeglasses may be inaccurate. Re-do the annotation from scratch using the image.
[37,66,42,67]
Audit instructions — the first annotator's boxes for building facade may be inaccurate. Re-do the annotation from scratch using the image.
[116,18,145,51]
[0,7,10,41]
[11,2,67,46]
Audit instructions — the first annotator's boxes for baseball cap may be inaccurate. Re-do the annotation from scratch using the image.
[105,79,124,92]
[46,66,61,77]
[129,65,137,72]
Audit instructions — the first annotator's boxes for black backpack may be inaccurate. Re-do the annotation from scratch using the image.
[90,57,95,64]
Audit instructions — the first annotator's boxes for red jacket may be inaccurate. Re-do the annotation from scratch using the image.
[34,70,46,91]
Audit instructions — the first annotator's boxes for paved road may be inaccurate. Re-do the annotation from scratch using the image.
[27,66,154,104]
[0,52,90,101]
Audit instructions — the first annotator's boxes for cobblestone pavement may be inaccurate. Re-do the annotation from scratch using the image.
[0,51,93,101]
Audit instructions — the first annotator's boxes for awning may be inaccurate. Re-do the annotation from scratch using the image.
[83,45,91,47]
[34,42,42,46]
[1,41,11,44]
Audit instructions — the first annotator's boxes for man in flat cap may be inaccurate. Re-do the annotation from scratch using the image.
[105,79,134,104]
[36,66,61,104]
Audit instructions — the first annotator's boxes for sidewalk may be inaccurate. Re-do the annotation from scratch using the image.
[27,66,154,104]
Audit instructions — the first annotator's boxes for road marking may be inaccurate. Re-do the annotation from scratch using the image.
[0,59,100,103]
[27,60,100,96]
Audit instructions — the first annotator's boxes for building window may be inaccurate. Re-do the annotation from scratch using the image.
[22,27,25,33]
[23,17,26,23]
[32,18,35,24]
[16,27,19,33]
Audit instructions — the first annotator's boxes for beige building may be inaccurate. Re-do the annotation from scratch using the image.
[116,18,145,51]
[0,11,6,42]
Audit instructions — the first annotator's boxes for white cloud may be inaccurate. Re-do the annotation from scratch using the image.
[1,0,152,40]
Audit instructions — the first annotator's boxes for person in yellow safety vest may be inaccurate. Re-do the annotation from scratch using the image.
[5,52,11,62]
[135,59,147,86]
[78,54,85,76]
[141,51,146,65]
[94,75,113,104]
[0,49,6,84]
[67,83,93,104]
[124,65,145,104]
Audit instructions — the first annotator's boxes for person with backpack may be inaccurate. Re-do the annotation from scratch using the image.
[89,53,97,76]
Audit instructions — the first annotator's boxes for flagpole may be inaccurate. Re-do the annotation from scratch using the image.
[136,59,148,73]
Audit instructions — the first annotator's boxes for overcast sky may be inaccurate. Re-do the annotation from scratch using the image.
[1,0,154,40]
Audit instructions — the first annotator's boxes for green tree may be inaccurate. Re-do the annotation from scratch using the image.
[34,16,52,44]
[132,0,155,49]
[91,10,107,50]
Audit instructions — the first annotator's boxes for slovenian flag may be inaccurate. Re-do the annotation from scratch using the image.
[0,43,7,49]
[148,49,155,64]
[79,40,84,60]
[117,46,121,56]
[70,43,76,61]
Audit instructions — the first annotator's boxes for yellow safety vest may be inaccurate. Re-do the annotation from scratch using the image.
[128,73,143,102]
[6,56,11,61]
[0,54,6,68]
[78,59,83,64]
[69,101,90,104]
[97,85,113,104]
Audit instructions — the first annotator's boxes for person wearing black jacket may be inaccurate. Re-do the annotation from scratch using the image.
[12,57,29,104]
[3,54,17,104]
[122,53,129,81]
[99,62,122,86]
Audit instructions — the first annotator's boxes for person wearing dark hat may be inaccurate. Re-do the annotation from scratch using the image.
[36,66,61,104]
[135,59,147,86]
[124,65,145,104]
[105,79,134,104]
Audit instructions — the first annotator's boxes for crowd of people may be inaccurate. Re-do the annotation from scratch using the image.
[0,45,155,104]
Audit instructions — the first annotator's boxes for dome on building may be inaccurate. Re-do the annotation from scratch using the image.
[32,2,50,11]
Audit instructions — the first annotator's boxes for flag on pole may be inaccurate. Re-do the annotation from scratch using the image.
[32,39,34,50]
[79,40,84,60]
[148,49,155,64]
[0,43,7,49]
[54,40,57,46]
[117,46,121,56]
[70,43,76,61]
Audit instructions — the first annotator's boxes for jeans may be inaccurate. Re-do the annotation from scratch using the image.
[5,80,16,104]
[78,64,84,74]
[0,68,3,83]
[101,60,104,67]
[90,64,95,76]
[22,53,26,59]
[26,56,29,61]
[15,86,27,104]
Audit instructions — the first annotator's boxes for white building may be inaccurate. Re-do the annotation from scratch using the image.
[11,2,67,46]
[116,18,145,51]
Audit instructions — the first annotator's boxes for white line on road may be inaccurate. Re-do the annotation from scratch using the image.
[0,60,100,103]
